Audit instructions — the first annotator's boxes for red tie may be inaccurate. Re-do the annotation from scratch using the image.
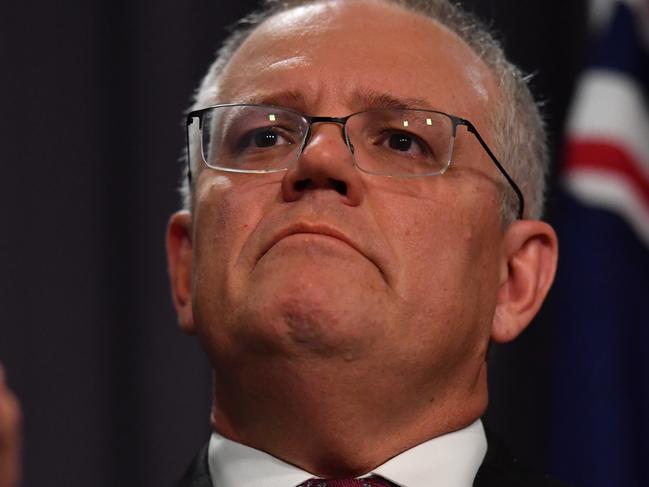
[299,475,398,487]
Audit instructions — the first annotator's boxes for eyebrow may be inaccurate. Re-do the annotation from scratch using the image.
[348,88,433,112]
[232,88,434,113]
[236,90,308,110]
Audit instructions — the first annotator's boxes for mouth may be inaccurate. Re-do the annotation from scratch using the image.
[259,223,368,263]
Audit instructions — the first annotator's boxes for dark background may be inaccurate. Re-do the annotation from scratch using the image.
[0,1,588,486]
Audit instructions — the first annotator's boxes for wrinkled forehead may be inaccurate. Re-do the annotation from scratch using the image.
[213,0,498,123]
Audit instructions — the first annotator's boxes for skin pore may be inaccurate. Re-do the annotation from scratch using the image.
[167,0,558,477]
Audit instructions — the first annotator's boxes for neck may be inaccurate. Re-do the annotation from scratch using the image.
[209,356,487,477]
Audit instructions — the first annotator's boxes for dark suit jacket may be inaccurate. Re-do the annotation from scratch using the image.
[175,438,570,487]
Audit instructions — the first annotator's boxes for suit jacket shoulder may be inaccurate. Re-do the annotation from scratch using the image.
[474,435,571,487]
[175,444,213,487]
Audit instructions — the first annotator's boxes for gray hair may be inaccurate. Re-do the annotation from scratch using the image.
[179,0,548,222]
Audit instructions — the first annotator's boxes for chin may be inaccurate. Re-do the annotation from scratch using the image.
[232,277,386,359]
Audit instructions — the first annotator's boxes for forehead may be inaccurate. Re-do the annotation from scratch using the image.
[217,0,497,120]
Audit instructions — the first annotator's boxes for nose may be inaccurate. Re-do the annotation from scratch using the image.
[280,123,364,205]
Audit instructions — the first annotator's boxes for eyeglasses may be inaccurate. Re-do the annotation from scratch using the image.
[186,104,524,218]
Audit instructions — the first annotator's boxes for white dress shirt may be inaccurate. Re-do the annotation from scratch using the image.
[208,419,487,487]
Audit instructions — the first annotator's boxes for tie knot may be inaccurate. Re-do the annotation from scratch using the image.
[299,475,397,487]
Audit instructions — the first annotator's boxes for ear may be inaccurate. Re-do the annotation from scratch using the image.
[491,220,558,343]
[166,210,196,335]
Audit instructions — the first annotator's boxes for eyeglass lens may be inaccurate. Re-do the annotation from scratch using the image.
[189,105,456,176]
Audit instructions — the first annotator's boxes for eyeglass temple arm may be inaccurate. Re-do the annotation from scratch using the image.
[185,119,194,185]
[460,120,525,220]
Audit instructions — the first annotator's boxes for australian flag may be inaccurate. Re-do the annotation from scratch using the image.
[549,0,649,486]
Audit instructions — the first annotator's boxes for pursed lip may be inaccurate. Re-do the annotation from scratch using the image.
[259,222,368,262]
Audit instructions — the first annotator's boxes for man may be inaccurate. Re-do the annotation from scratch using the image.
[166,0,561,486]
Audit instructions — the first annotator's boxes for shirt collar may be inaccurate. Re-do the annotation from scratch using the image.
[208,419,487,487]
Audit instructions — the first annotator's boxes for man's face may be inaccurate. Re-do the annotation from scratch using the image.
[184,0,507,403]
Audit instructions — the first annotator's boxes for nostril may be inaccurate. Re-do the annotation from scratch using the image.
[294,179,310,191]
[291,178,348,195]
[330,179,347,195]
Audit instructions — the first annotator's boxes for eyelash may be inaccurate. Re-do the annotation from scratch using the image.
[236,126,297,151]
[373,126,432,157]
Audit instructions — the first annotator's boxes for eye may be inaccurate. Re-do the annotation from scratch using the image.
[381,131,429,157]
[238,127,294,152]
[388,133,414,152]
[252,130,283,148]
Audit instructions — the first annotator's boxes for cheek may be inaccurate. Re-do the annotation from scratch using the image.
[373,187,501,346]
[191,176,277,333]
[377,198,457,299]
[193,173,278,261]
[193,183,247,273]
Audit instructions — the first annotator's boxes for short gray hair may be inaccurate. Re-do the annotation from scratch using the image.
[179,0,548,222]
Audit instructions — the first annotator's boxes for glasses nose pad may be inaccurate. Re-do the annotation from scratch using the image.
[296,126,313,160]
[343,129,355,155]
